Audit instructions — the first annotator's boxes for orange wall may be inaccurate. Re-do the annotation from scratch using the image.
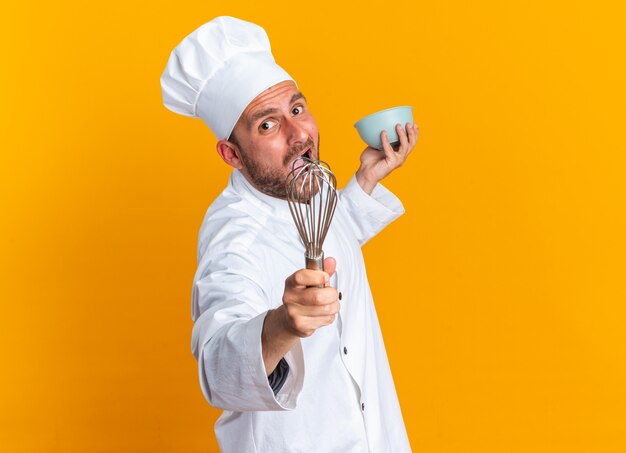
[2,1,626,451]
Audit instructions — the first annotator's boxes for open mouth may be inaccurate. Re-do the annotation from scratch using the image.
[290,147,313,169]
[286,137,316,170]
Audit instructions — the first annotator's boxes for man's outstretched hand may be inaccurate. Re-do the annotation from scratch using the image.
[262,257,338,375]
[280,257,338,337]
[355,122,419,194]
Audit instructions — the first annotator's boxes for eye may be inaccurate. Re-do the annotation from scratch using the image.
[292,105,304,115]
[259,119,276,131]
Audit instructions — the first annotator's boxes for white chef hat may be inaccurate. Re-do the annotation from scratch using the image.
[160,16,295,140]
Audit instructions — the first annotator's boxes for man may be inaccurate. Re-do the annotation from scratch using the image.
[161,16,417,452]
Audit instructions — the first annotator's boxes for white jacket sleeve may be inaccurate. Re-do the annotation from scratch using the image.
[338,175,405,246]
[190,245,304,412]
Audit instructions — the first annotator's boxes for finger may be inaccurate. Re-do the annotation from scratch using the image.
[380,130,395,160]
[285,308,339,337]
[286,269,329,289]
[397,123,409,150]
[407,123,418,148]
[293,300,341,317]
[283,308,338,337]
[302,301,341,318]
[306,286,339,306]
[323,257,336,280]
[401,123,415,157]
[284,285,338,309]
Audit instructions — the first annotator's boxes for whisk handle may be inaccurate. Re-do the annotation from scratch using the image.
[305,253,324,272]
[304,253,324,271]
[305,253,325,288]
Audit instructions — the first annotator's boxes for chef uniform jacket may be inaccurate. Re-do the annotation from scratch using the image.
[191,169,411,452]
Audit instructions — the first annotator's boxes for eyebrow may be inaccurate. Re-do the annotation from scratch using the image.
[247,92,307,129]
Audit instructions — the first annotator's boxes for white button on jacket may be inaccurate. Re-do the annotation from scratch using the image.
[191,170,411,452]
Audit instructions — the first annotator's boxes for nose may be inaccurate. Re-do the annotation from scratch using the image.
[285,117,309,147]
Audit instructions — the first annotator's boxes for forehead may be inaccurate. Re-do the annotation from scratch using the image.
[243,81,301,118]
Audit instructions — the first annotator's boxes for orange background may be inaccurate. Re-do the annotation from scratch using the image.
[2,1,626,451]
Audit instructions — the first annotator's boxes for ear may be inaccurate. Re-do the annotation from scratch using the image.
[216,139,244,170]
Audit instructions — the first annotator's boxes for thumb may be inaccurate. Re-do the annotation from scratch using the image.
[323,256,337,279]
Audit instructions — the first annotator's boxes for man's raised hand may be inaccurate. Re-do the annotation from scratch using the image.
[355,122,419,194]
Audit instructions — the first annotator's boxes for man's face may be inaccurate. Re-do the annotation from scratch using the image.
[229,81,320,199]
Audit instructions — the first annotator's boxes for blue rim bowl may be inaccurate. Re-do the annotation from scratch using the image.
[354,106,414,150]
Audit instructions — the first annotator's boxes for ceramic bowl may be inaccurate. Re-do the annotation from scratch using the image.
[354,106,414,150]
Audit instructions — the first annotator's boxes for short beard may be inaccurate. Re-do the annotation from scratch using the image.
[230,134,320,200]
[240,152,292,199]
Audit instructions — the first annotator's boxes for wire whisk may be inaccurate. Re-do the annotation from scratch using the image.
[286,157,338,272]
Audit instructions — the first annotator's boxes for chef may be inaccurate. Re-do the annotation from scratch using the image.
[161,16,417,452]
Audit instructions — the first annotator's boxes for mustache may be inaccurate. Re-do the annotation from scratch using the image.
[283,137,315,166]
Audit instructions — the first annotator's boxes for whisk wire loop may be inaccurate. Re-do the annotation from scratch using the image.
[286,158,338,270]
